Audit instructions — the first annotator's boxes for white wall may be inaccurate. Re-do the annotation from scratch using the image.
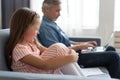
[97,0,115,45]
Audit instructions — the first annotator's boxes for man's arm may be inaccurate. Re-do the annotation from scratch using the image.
[69,41,97,51]
[70,40,83,45]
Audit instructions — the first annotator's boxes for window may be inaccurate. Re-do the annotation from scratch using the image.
[83,0,99,29]
[30,0,99,36]
[57,0,99,32]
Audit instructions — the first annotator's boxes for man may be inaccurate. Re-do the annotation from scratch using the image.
[37,0,120,79]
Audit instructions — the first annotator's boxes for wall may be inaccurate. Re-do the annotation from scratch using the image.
[97,0,114,45]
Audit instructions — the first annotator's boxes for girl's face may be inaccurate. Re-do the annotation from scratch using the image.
[24,18,40,42]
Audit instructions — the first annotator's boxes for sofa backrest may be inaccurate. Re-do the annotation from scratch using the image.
[0,29,9,70]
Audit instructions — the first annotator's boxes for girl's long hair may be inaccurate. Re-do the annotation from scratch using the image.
[5,7,40,70]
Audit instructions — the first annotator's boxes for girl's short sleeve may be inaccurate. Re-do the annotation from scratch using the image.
[12,44,32,62]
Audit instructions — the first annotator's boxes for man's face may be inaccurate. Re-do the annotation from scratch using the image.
[47,4,61,21]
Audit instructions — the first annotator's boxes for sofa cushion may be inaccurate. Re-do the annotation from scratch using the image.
[0,29,9,70]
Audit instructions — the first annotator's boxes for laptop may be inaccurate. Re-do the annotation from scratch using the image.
[81,32,114,53]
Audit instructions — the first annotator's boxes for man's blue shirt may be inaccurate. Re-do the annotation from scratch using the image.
[37,16,71,47]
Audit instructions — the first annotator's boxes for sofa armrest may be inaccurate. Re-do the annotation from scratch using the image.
[69,37,101,46]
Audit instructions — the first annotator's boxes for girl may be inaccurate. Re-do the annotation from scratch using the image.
[5,7,80,75]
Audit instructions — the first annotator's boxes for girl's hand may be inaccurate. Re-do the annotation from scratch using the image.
[68,49,77,54]
[68,49,79,62]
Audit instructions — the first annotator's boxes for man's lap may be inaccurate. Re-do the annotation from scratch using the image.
[77,51,118,67]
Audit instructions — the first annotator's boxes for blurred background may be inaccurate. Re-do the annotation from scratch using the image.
[1,0,120,52]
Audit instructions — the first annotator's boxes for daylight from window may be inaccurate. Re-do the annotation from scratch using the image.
[31,0,99,36]
[57,0,99,31]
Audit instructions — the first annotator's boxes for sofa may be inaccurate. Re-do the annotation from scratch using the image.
[0,29,118,80]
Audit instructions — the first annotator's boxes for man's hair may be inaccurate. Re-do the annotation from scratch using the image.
[42,0,61,12]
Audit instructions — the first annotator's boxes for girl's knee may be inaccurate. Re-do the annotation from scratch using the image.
[50,43,70,54]
[51,43,68,50]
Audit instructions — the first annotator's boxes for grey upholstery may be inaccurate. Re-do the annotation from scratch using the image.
[69,37,101,46]
[0,29,117,80]
[0,71,118,80]
[0,29,9,71]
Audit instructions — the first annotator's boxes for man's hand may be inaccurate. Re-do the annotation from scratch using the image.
[78,41,97,50]
[70,41,97,51]
[87,41,97,46]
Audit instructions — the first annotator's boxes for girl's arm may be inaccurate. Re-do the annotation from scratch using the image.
[35,38,47,53]
[20,51,78,70]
